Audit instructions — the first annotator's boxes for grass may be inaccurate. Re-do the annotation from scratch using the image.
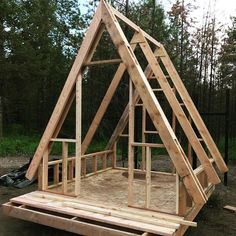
[0,134,109,157]
[0,134,235,160]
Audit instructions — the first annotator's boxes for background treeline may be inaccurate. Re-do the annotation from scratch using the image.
[0,0,235,157]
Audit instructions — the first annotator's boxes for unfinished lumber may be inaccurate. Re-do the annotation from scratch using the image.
[102,1,206,205]
[223,205,236,213]
[155,46,228,173]
[128,78,135,206]
[138,32,220,184]
[75,74,82,196]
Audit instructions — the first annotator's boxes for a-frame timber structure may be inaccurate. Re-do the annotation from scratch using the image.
[3,1,228,235]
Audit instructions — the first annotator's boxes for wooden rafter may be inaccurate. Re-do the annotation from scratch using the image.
[101,1,206,205]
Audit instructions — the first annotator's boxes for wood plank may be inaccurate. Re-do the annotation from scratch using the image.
[145,147,151,208]
[138,33,220,184]
[75,74,82,196]
[102,153,107,170]
[68,159,74,180]
[62,142,68,194]
[223,205,236,213]
[54,163,60,184]
[156,46,228,173]
[84,59,122,66]
[32,191,197,227]
[9,195,176,235]
[51,138,76,143]
[26,2,103,180]
[42,148,49,191]
[101,1,206,205]
[132,142,165,148]
[128,78,134,206]
[142,106,146,170]
[112,142,117,168]
[3,203,139,236]
[93,155,97,173]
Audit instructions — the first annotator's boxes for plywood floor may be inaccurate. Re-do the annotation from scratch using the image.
[50,169,177,214]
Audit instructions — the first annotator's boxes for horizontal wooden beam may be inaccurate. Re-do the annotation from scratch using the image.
[3,203,139,236]
[84,59,122,66]
[51,138,76,143]
[131,142,165,148]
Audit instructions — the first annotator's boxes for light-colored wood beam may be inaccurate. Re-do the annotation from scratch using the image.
[156,45,228,173]
[128,78,134,206]
[84,59,122,66]
[75,74,82,196]
[102,1,206,205]
[62,142,68,194]
[145,147,151,208]
[138,32,220,184]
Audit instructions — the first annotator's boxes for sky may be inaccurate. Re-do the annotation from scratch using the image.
[79,0,236,27]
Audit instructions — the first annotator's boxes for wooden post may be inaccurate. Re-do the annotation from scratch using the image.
[68,160,74,180]
[54,163,60,185]
[62,142,68,194]
[38,164,42,190]
[145,146,151,208]
[83,158,87,177]
[141,105,146,170]
[128,78,134,206]
[93,155,97,173]
[112,142,117,168]
[42,148,49,191]
[75,74,82,196]
[102,153,107,170]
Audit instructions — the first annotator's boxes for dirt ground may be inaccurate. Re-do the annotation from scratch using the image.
[0,156,236,236]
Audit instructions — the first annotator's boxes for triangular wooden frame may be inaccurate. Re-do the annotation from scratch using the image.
[26,0,227,209]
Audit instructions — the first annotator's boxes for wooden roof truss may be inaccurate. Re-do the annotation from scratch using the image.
[25,0,227,217]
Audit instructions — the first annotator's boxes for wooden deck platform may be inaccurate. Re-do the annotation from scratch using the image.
[2,169,197,236]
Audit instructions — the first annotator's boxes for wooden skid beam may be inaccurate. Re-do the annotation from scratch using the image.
[3,203,140,236]
[156,46,228,173]
[138,32,220,184]
[102,1,206,205]
[9,194,177,235]
[26,2,103,180]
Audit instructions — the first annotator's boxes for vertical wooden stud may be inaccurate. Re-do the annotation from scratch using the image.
[141,105,146,170]
[54,163,59,185]
[93,155,97,173]
[75,74,82,196]
[68,159,74,180]
[38,164,42,190]
[102,153,107,170]
[62,142,68,194]
[128,78,134,206]
[42,148,49,191]
[112,142,117,168]
[145,146,151,208]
